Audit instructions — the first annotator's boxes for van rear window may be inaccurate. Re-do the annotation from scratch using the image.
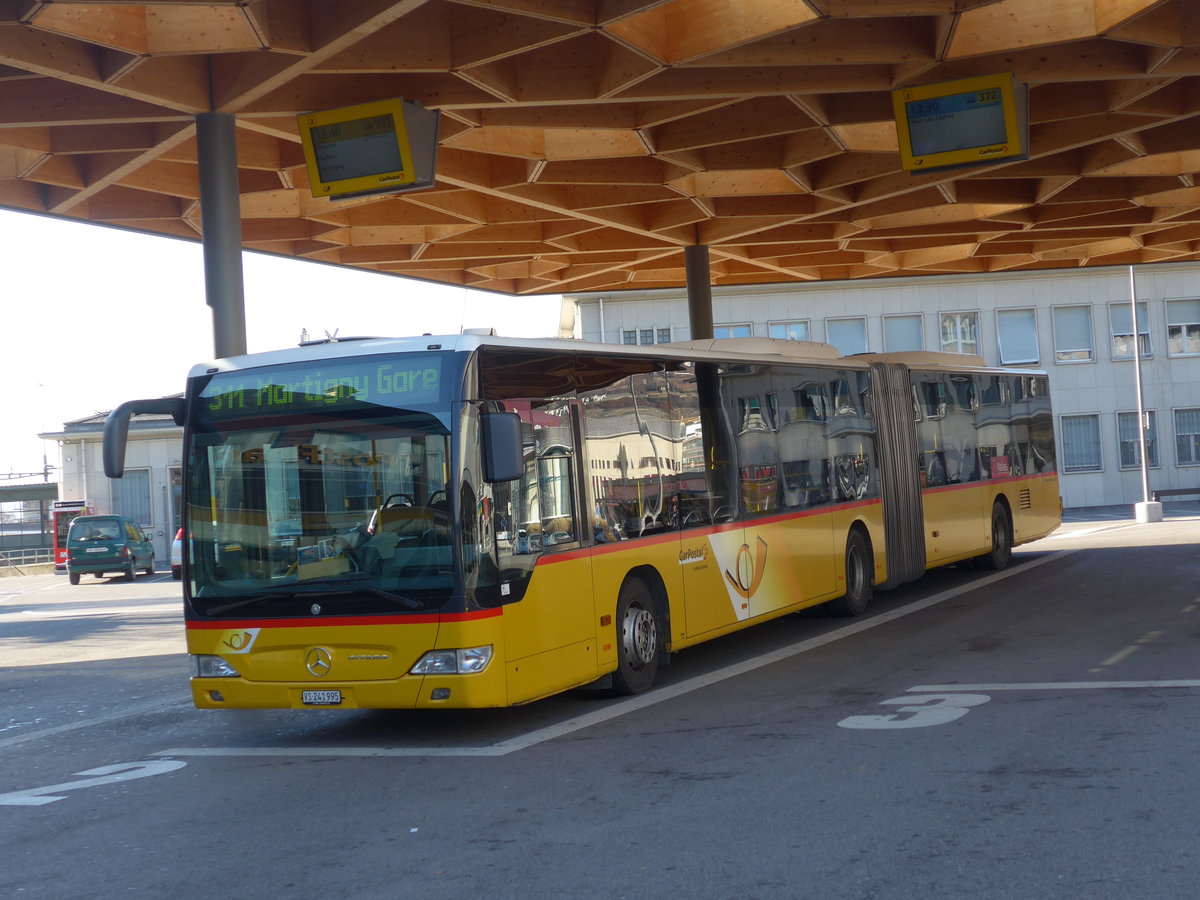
[69,519,122,541]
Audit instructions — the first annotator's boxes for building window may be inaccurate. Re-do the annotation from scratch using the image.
[882,315,923,351]
[657,327,672,344]
[940,312,978,355]
[1117,411,1158,469]
[1061,415,1102,472]
[996,308,1039,365]
[1109,301,1151,359]
[1052,305,1094,363]
[640,328,655,345]
[714,323,752,338]
[1166,298,1200,356]
[622,329,637,345]
[826,317,867,355]
[1176,408,1200,466]
[768,320,810,342]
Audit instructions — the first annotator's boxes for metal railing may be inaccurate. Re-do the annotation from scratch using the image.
[0,547,54,574]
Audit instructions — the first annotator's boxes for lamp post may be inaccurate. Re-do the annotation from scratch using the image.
[1129,266,1161,523]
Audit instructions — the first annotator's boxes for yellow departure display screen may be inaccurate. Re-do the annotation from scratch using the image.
[311,114,406,184]
[905,89,1005,156]
[892,73,1026,172]
[200,355,444,419]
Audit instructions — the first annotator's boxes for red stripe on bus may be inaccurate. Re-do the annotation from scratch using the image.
[921,471,1055,496]
[186,607,503,630]
[538,497,884,564]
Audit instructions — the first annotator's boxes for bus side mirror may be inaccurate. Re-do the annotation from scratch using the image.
[482,412,523,483]
[103,397,184,478]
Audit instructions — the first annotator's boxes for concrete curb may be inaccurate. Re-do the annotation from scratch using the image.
[0,562,57,578]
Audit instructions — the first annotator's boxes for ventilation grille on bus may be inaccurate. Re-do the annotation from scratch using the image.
[1019,488,1032,510]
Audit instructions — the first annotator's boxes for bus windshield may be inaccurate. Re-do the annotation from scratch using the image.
[184,352,459,618]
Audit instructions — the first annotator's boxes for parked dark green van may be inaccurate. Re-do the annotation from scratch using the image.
[66,515,156,584]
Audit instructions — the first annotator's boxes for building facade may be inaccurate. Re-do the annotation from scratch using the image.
[40,411,183,565]
[566,262,1200,510]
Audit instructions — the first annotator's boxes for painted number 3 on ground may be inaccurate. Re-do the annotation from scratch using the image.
[838,693,990,729]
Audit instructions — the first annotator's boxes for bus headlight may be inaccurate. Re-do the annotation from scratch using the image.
[192,655,241,678]
[410,645,493,675]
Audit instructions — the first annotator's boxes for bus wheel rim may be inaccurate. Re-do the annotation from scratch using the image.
[623,606,656,668]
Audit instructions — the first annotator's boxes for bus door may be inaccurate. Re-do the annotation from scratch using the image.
[770,368,838,607]
[676,361,747,637]
[914,372,981,564]
[480,349,596,696]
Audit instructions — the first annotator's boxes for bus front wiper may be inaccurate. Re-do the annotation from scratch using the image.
[204,584,431,616]
[205,592,304,615]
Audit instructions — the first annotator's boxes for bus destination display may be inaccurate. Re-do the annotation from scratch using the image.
[201,356,443,419]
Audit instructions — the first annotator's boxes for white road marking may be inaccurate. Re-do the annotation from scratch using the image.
[0,700,191,751]
[0,760,186,806]
[838,693,991,730]
[1089,630,1163,673]
[154,549,1074,759]
[0,602,180,621]
[909,680,1200,692]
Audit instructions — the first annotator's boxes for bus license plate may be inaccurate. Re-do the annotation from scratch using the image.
[301,690,342,706]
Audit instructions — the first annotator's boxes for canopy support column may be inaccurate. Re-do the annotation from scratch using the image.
[196,112,247,359]
[685,244,714,341]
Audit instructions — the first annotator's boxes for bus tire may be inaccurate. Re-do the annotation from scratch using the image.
[612,578,659,695]
[826,530,872,617]
[975,503,1012,570]
[68,572,80,585]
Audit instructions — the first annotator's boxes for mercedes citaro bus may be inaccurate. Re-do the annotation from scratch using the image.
[104,333,1059,710]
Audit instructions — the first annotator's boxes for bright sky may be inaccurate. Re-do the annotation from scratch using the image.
[0,208,563,477]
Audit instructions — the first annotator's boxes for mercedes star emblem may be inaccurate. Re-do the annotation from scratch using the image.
[306,646,333,677]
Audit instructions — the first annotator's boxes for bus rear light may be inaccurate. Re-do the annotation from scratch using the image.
[410,645,493,675]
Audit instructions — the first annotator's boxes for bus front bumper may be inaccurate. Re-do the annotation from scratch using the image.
[190,671,509,709]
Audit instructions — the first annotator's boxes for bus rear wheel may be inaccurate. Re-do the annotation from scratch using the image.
[68,572,80,585]
[826,530,872,617]
[975,503,1012,570]
[612,578,659,695]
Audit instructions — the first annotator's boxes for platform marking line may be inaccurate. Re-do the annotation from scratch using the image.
[0,700,191,752]
[153,550,1074,760]
[909,680,1200,692]
[1088,630,1163,674]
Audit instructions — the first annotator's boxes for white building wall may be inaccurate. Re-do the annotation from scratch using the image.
[52,428,182,563]
[569,262,1200,510]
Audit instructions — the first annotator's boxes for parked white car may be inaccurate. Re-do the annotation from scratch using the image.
[170,527,183,580]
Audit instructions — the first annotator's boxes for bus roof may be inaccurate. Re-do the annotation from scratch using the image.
[187,334,1043,381]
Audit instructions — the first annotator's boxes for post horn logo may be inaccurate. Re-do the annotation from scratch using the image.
[724,536,768,600]
[306,647,333,677]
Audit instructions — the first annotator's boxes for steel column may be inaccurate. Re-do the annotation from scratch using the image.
[196,112,247,359]
[684,245,714,341]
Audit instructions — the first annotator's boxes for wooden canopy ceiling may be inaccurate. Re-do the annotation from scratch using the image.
[1,0,1199,295]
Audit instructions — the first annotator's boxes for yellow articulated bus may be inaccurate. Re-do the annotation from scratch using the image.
[103,334,1059,709]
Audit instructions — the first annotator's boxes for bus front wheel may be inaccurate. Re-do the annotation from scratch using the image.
[975,503,1012,570]
[68,572,80,585]
[826,530,872,617]
[612,578,659,695]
